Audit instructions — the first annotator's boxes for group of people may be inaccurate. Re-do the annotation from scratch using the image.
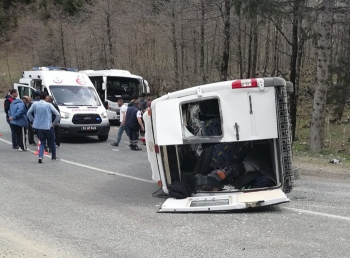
[3,89,150,158]
[4,89,61,163]
[111,93,151,151]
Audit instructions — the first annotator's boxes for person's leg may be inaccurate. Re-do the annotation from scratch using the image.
[128,128,135,149]
[13,124,24,150]
[130,128,141,151]
[37,130,47,160]
[7,119,18,148]
[28,124,35,145]
[23,127,27,150]
[54,126,60,147]
[47,127,57,159]
[115,125,126,145]
[125,126,129,137]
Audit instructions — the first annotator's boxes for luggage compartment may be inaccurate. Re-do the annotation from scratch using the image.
[158,139,289,212]
[160,139,282,193]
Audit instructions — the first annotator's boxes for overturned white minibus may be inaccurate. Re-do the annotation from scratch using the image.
[144,77,294,212]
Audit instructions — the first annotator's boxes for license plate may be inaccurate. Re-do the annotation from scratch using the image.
[81,126,97,131]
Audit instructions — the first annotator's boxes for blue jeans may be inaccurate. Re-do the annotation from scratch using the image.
[7,118,18,148]
[114,124,129,144]
[37,127,56,159]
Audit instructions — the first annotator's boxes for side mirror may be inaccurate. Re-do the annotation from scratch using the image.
[144,80,150,93]
[103,101,109,109]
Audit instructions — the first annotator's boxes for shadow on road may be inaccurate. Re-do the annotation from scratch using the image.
[60,136,105,144]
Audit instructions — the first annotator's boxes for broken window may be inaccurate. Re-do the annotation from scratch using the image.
[181,98,222,139]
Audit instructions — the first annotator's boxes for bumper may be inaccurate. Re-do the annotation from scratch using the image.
[107,109,120,121]
[59,123,110,137]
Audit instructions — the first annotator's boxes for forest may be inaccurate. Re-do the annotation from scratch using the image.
[0,0,350,152]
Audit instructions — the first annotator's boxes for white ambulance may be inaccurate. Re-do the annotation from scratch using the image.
[144,77,294,212]
[14,67,110,141]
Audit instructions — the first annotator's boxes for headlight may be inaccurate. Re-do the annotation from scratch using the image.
[101,111,108,118]
[60,111,70,119]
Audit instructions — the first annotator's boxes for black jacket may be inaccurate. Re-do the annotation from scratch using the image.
[51,103,60,123]
[4,97,15,119]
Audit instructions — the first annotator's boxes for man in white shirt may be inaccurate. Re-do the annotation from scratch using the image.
[111,99,129,147]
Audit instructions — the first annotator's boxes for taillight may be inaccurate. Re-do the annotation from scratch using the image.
[158,180,162,187]
[232,78,258,89]
[154,144,159,154]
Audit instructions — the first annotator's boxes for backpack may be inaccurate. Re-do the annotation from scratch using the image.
[168,181,192,199]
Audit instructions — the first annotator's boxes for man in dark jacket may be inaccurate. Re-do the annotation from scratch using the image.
[45,95,61,147]
[4,89,18,149]
[125,100,144,151]
[8,97,28,151]
[139,93,148,112]
[22,96,37,146]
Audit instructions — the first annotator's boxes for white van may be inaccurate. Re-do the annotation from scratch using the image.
[14,67,110,141]
[80,69,150,122]
[144,77,294,212]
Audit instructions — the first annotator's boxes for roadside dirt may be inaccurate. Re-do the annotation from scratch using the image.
[293,156,350,180]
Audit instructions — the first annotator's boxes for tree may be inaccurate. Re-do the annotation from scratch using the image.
[310,0,335,151]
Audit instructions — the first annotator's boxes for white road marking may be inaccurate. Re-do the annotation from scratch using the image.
[0,138,154,184]
[284,207,350,222]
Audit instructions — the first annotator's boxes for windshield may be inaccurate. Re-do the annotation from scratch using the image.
[49,85,101,106]
[106,77,141,102]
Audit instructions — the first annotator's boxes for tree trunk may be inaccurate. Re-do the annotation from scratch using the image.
[263,21,270,77]
[60,19,67,67]
[271,26,279,76]
[106,6,115,68]
[200,0,206,83]
[220,0,231,81]
[289,0,300,142]
[171,3,180,90]
[251,17,258,78]
[180,14,185,89]
[310,0,335,151]
[247,22,253,78]
[193,29,198,82]
[238,14,243,78]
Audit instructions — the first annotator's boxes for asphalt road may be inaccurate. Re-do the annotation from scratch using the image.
[1,104,350,258]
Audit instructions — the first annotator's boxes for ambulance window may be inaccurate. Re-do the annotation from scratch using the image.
[181,98,222,138]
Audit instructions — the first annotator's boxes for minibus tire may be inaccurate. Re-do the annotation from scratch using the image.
[98,135,109,141]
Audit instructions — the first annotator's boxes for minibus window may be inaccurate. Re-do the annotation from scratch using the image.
[181,98,222,138]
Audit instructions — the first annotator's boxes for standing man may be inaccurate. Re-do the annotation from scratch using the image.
[4,89,18,149]
[111,99,128,147]
[139,93,148,112]
[45,95,61,148]
[27,92,61,163]
[128,95,138,107]
[125,100,144,151]
[8,96,28,151]
[22,96,37,146]
[33,91,41,102]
